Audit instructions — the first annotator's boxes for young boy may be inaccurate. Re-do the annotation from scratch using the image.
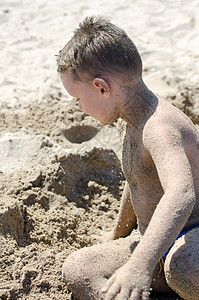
[57,16,199,300]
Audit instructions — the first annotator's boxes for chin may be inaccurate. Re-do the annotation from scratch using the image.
[100,119,112,126]
[101,121,115,126]
[100,120,107,125]
[101,116,118,126]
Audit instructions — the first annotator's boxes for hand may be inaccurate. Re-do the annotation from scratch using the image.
[100,261,151,300]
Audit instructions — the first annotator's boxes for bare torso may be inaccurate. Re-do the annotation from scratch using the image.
[122,98,199,234]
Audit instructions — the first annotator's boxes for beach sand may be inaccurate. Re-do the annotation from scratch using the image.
[0,0,198,299]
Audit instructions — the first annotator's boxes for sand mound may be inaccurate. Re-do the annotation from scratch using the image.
[0,106,125,299]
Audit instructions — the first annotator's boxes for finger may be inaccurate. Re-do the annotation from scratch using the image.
[142,291,150,300]
[103,282,121,300]
[101,275,116,294]
[129,288,140,300]
[117,287,131,300]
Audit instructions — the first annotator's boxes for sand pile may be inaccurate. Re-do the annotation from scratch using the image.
[0,101,125,299]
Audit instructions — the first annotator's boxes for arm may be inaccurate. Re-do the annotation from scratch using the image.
[112,181,137,239]
[102,124,196,299]
[131,125,196,270]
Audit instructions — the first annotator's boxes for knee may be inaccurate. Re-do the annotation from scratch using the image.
[164,241,199,300]
[62,246,105,300]
[62,247,92,289]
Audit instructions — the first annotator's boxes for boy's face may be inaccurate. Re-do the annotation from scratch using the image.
[61,71,119,125]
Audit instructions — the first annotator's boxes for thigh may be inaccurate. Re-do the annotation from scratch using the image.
[62,235,141,300]
[65,235,141,279]
[63,234,175,299]
[164,228,199,298]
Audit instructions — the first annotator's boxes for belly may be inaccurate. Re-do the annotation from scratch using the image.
[128,176,164,232]
[122,128,164,230]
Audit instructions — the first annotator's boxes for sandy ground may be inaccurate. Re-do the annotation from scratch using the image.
[0,0,199,299]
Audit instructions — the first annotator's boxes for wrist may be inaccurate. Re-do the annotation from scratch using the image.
[128,255,153,275]
[129,245,157,273]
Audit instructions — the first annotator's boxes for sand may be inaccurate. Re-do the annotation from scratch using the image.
[0,0,198,299]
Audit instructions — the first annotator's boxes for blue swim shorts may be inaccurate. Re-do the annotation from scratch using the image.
[159,223,199,270]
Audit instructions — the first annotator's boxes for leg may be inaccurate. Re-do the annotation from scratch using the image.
[62,234,173,300]
[62,236,140,300]
[164,228,199,300]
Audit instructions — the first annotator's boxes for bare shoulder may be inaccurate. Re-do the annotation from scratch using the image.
[143,98,199,150]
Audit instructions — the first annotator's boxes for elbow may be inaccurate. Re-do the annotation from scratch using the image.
[184,190,196,215]
[182,185,196,206]
[185,190,196,212]
[167,185,196,211]
[182,194,196,215]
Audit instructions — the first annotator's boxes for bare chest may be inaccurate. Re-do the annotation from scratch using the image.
[122,130,151,183]
[122,129,163,226]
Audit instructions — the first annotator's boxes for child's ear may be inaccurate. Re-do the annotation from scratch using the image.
[93,78,111,99]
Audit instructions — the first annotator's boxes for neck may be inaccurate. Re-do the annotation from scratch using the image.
[119,81,158,128]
